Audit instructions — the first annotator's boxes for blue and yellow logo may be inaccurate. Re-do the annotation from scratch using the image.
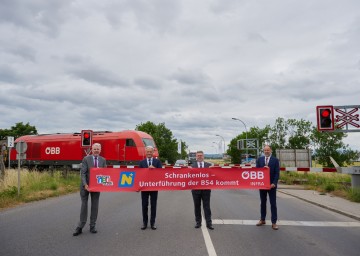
[119,172,135,187]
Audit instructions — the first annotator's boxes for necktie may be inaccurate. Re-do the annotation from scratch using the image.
[265,157,269,166]
[148,158,152,167]
[94,157,98,168]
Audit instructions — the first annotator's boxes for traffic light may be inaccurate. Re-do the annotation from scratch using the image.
[81,130,93,147]
[316,106,335,131]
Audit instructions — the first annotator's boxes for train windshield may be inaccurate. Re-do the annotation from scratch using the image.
[142,138,155,148]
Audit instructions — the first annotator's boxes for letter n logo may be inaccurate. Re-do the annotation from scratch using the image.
[119,172,135,187]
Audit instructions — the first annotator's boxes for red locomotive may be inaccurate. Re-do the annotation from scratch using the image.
[10,130,159,169]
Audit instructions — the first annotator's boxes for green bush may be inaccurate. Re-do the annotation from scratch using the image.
[347,188,360,203]
[324,183,335,192]
[0,186,18,197]
[50,182,58,190]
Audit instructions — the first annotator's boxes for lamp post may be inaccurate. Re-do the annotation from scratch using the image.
[232,117,248,163]
[215,134,225,155]
[212,142,219,154]
[211,145,217,154]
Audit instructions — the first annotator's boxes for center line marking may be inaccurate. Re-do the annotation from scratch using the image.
[201,217,217,256]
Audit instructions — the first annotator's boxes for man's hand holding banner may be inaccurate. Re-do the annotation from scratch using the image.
[89,167,270,192]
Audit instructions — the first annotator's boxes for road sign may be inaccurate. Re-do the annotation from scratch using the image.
[335,107,360,128]
[237,139,258,150]
[16,153,27,160]
[7,137,14,147]
[15,141,27,154]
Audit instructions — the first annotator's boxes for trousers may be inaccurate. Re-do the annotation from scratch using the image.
[192,190,212,225]
[78,188,100,228]
[141,191,158,225]
[259,188,277,223]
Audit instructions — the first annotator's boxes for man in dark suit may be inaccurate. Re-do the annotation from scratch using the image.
[256,145,280,230]
[73,143,107,236]
[191,150,214,230]
[139,146,162,230]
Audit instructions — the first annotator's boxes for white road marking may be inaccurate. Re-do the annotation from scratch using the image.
[199,218,359,256]
[212,219,360,227]
[201,217,217,256]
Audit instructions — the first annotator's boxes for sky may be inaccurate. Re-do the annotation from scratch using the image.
[1,0,360,154]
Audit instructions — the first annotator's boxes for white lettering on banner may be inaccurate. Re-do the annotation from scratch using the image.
[139,180,186,188]
[242,171,264,180]
[45,147,61,155]
[216,180,239,186]
[201,180,214,186]
[250,182,264,186]
[258,172,264,179]
[164,172,209,179]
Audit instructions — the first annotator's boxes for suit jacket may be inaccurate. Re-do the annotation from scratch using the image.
[191,161,212,193]
[191,161,212,169]
[139,158,162,168]
[256,155,280,186]
[81,155,107,187]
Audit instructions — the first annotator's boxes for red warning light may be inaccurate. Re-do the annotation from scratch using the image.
[81,130,93,147]
[321,109,330,118]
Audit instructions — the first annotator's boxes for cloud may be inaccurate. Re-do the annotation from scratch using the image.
[0,0,73,37]
[69,66,129,88]
[1,0,360,153]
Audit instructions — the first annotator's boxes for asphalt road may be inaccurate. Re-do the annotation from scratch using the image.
[1,189,359,256]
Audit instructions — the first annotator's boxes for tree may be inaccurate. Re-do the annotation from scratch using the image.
[248,126,271,152]
[179,140,189,160]
[0,122,38,140]
[135,121,179,164]
[310,127,359,167]
[267,117,287,155]
[286,119,312,149]
[227,134,243,164]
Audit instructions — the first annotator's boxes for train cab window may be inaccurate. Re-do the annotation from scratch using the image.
[126,139,136,147]
[142,138,155,147]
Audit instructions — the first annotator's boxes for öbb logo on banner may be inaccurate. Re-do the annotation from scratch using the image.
[241,171,264,180]
[119,172,135,187]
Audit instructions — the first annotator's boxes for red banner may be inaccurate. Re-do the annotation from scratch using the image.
[88,167,270,192]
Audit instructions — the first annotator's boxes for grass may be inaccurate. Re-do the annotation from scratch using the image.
[280,171,360,202]
[0,169,80,209]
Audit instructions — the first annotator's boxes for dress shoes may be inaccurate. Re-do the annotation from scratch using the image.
[151,225,157,230]
[141,225,147,230]
[194,223,201,229]
[206,224,214,230]
[90,227,98,234]
[256,220,266,226]
[272,223,279,230]
[73,227,82,236]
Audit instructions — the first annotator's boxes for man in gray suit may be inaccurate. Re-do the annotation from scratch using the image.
[191,150,214,230]
[73,143,106,236]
